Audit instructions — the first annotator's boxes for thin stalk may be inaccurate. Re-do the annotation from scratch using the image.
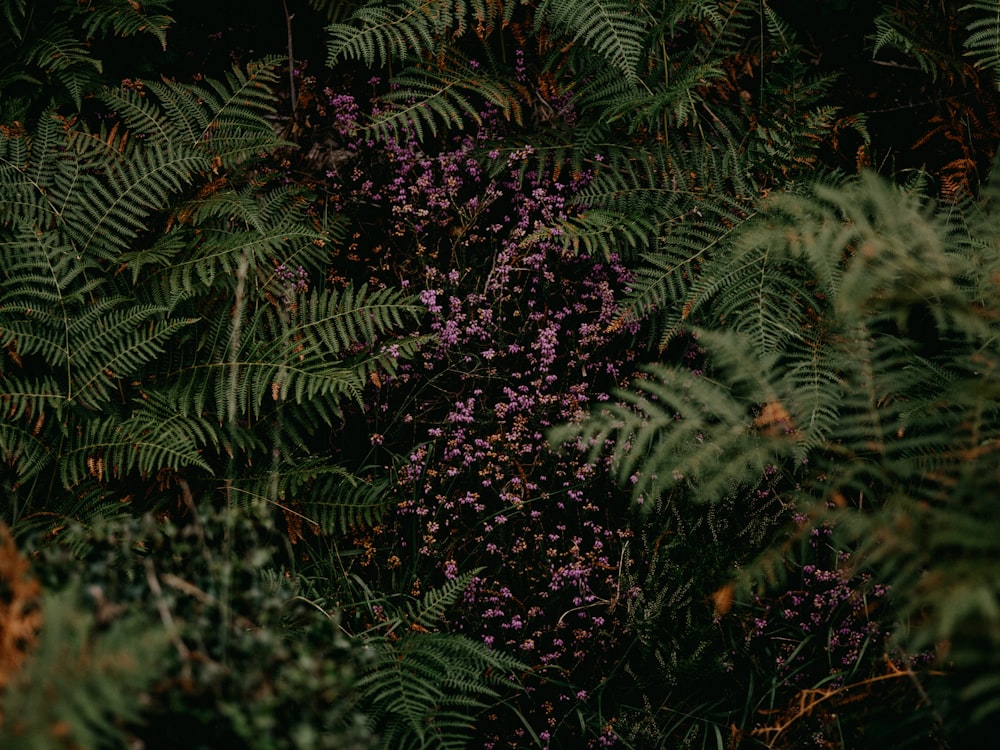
[283,0,297,117]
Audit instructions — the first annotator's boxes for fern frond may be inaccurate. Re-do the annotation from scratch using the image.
[69,143,207,259]
[557,128,755,265]
[870,5,950,80]
[2,62,285,263]
[0,417,54,487]
[308,0,363,23]
[0,0,28,39]
[536,0,647,86]
[550,336,793,510]
[601,62,725,131]
[79,0,173,50]
[66,303,192,408]
[58,405,214,488]
[326,0,468,67]
[163,283,423,424]
[582,162,1000,737]
[404,568,481,632]
[365,62,519,141]
[21,21,102,108]
[293,284,425,358]
[133,185,329,298]
[106,56,284,167]
[286,465,396,534]
[358,572,528,749]
[962,0,1000,88]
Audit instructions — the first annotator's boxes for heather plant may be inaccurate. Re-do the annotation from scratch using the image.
[747,537,888,686]
[291,82,650,745]
[737,522,925,748]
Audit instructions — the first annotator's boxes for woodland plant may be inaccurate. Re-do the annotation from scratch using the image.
[556,169,1000,745]
[290,81,647,746]
[0,5,523,746]
[318,1,888,745]
[1,509,375,750]
[4,1,1000,748]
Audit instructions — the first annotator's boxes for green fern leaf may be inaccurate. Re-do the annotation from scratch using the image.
[537,0,646,85]
[327,0,467,67]
[79,0,173,50]
[358,571,528,749]
[962,1,1000,87]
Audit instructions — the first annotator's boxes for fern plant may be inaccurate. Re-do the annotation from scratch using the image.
[0,57,425,544]
[355,569,528,750]
[554,165,1000,742]
[0,0,173,115]
[872,0,1000,87]
[962,0,1000,87]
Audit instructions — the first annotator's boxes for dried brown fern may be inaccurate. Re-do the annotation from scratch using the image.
[0,523,42,703]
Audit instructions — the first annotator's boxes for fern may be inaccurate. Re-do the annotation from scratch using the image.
[79,0,173,49]
[366,61,521,141]
[161,283,423,429]
[870,1,964,81]
[2,59,426,539]
[560,163,1000,734]
[287,466,396,535]
[551,330,796,510]
[58,405,214,489]
[536,0,647,86]
[962,0,1000,87]
[0,0,174,111]
[326,0,469,67]
[101,55,285,169]
[358,570,528,749]
[308,0,364,23]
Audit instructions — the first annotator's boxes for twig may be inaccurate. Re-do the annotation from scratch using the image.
[144,557,191,678]
[282,0,296,117]
[160,573,258,632]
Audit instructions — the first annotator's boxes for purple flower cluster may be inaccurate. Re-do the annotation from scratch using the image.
[274,262,309,294]
[314,82,643,744]
[748,523,889,684]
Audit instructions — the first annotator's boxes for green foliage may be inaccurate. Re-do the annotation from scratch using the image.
[550,337,786,510]
[873,0,1000,88]
[558,165,1000,740]
[308,0,364,24]
[7,0,1000,746]
[962,0,1000,87]
[870,1,950,79]
[327,1,521,141]
[0,590,168,750]
[1,57,424,550]
[535,0,646,86]
[356,570,528,749]
[327,0,466,67]
[366,60,521,141]
[3,506,378,750]
[325,0,858,266]
[0,0,173,113]
[291,470,396,535]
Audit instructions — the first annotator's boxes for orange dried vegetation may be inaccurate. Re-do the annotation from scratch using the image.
[0,523,43,698]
